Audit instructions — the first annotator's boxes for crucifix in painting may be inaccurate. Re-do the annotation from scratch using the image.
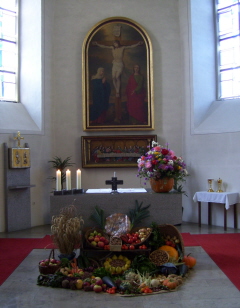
[83,17,153,131]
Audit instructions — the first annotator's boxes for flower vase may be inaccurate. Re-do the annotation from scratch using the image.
[150,178,174,193]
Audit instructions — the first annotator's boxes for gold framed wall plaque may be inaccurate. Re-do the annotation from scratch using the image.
[81,135,157,168]
[82,17,154,131]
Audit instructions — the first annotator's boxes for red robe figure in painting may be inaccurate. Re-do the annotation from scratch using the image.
[126,64,146,124]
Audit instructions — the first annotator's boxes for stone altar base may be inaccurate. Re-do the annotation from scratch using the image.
[50,190,182,228]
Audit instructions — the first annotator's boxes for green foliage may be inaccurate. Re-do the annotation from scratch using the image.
[89,205,105,230]
[130,255,156,274]
[149,221,165,250]
[48,156,75,189]
[128,200,151,230]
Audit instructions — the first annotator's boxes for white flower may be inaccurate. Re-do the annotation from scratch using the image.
[168,160,173,165]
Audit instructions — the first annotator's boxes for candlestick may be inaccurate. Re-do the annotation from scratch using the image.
[76,169,81,189]
[66,169,71,190]
[114,172,116,177]
[56,170,61,191]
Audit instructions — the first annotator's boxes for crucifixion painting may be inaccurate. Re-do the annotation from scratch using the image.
[83,17,154,131]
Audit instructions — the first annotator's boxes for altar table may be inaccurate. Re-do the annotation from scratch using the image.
[193,191,239,230]
[50,189,183,227]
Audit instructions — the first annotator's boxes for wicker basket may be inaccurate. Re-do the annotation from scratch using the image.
[84,227,110,250]
[149,249,169,266]
[158,224,185,256]
[121,227,152,248]
[38,249,61,275]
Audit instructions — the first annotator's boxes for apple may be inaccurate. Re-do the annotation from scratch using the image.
[95,278,103,286]
[104,239,109,245]
[99,236,106,242]
[39,261,46,266]
[93,284,102,293]
[88,235,94,242]
[91,241,97,246]
[97,241,105,248]
[94,237,100,242]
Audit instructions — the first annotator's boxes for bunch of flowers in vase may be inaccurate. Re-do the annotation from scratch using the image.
[137,141,188,193]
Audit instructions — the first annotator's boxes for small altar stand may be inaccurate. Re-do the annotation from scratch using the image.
[193,191,239,230]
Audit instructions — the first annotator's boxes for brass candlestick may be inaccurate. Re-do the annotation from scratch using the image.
[207,179,214,192]
[216,178,223,192]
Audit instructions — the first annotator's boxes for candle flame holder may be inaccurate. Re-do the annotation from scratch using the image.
[216,178,223,192]
[207,179,214,192]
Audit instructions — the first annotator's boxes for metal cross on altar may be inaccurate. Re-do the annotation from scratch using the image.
[106,176,123,193]
[14,131,24,148]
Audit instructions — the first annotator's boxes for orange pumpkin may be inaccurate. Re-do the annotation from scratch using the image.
[159,245,179,261]
[183,253,196,268]
[162,278,178,289]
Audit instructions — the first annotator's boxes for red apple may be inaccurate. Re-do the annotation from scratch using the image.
[99,236,106,242]
[94,237,100,242]
[93,285,102,293]
[97,241,105,248]
[95,278,103,286]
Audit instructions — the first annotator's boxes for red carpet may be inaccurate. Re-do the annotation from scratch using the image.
[0,233,240,291]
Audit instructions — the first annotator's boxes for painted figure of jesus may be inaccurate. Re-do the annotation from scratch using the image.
[92,40,143,97]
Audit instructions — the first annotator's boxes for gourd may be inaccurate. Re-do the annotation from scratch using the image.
[159,245,179,261]
[182,253,196,268]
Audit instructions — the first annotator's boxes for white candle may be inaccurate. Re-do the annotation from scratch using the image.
[76,169,81,189]
[66,169,71,190]
[56,170,61,191]
[114,172,116,177]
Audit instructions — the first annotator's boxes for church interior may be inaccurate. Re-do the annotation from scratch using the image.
[0,0,240,306]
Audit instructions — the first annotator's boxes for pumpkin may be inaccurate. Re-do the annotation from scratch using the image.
[159,245,179,261]
[183,253,196,268]
[162,278,178,289]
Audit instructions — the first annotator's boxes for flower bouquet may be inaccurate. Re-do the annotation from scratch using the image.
[137,141,188,193]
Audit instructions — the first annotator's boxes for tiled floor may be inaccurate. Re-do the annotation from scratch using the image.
[0,222,240,308]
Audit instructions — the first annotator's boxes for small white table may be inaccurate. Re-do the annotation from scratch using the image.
[193,191,239,230]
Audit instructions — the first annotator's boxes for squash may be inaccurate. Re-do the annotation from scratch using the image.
[159,245,179,261]
[183,253,196,268]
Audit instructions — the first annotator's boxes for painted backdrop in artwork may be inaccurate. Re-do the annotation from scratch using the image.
[83,17,154,131]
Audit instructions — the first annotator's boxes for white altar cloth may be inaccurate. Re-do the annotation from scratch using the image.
[86,188,147,194]
[193,191,239,210]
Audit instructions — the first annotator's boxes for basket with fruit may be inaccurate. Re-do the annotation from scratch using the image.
[84,228,110,250]
[38,249,61,275]
[120,227,152,248]
[158,224,185,258]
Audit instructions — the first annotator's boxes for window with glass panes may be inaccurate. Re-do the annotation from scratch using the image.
[216,0,240,99]
[0,0,18,102]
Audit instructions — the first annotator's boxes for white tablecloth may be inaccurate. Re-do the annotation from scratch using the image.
[193,191,239,210]
[86,188,147,194]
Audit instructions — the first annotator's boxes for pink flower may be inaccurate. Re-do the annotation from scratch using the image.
[145,161,152,169]
[154,146,161,151]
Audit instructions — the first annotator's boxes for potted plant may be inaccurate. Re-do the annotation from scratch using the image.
[48,156,75,190]
[137,141,188,193]
[51,204,84,260]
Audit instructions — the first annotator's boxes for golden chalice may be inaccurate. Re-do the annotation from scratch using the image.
[216,178,223,192]
[207,179,214,192]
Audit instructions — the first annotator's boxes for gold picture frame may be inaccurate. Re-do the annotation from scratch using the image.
[82,17,154,131]
[81,135,157,168]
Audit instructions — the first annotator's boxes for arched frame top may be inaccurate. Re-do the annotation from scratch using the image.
[82,17,154,131]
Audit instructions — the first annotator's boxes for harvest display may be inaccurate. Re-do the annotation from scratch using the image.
[37,202,196,296]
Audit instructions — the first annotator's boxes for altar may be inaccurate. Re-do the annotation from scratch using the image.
[50,189,183,227]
